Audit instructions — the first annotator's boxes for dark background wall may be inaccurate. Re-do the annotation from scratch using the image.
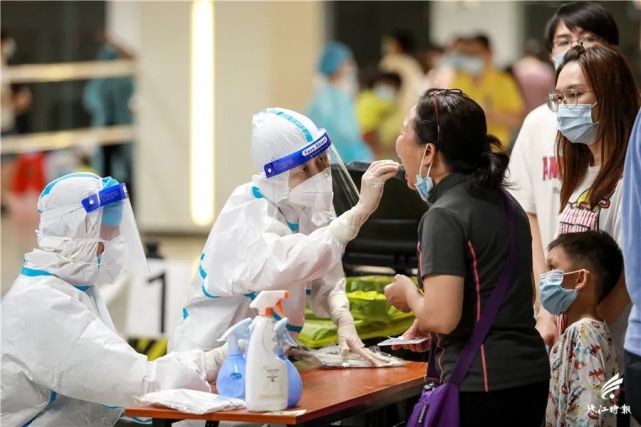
[326,1,430,70]
[2,1,106,133]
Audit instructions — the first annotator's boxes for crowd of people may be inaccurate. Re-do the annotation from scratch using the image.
[306,1,641,425]
[307,28,540,163]
[382,2,640,426]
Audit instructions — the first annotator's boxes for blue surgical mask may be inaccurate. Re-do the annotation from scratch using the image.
[459,55,484,76]
[553,52,566,70]
[373,85,397,102]
[415,149,433,202]
[557,103,599,145]
[540,269,580,315]
[439,53,462,69]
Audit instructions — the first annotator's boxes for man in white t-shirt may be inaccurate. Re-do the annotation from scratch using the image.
[507,1,620,344]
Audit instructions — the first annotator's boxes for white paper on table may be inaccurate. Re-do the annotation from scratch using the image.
[377,336,430,347]
[290,345,406,368]
[136,389,245,414]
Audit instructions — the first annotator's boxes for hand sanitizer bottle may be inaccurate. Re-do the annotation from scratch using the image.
[245,290,289,412]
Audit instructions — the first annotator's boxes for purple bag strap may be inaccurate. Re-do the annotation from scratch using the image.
[426,191,518,385]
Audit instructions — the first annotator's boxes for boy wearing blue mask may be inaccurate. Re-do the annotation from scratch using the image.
[542,231,622,427]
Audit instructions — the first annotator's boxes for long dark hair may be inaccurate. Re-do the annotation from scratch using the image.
[413,88,509,192]
[555,45,640,209]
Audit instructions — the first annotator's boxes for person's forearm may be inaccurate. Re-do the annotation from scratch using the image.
[406,286,448,334]
[528,213,546,313]
[597,273,631,323]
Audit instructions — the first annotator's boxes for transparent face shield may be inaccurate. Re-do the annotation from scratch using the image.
[82,183,149,279]
[263,130,360,214]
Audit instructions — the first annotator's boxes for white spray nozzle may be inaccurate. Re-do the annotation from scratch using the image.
[249,290,289,317]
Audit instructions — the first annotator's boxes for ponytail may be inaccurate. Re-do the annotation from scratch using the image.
[469,134,509,192]
[414,89,510,193]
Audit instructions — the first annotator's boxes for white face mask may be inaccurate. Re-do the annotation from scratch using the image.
[95,237,128,285]
[288,168,333,211]
[373,85,397,102]
[336,67,359,98]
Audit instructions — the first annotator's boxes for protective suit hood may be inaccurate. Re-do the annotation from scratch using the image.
[24,173,105,285]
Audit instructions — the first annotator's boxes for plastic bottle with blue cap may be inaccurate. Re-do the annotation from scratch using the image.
[216,317,252,400]
[245,290,289,412]
[274,317,303,407]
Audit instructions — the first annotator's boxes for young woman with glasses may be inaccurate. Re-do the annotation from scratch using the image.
[548,44,639,396]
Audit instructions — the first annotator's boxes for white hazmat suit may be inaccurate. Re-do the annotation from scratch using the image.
[1,173,219,427]
[171,108,398,373]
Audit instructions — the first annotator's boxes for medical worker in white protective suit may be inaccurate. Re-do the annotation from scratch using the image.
[171,107,399,373]
[1,173,222,427]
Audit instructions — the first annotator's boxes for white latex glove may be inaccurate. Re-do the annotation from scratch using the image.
[329,160,399,244]
[328,292,394,366]
[204,344,227,383]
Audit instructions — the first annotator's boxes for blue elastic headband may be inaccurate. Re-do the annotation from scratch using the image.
[263,131,332,178]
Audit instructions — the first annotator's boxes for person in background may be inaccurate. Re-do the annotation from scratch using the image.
[507,1,620,347]
[306,41,373,164]
[622,109,641,424]
[376,31,425,161]
[1,30,22,136]
[424,36,466,90]
[83,31,134,184]
[417,41,444,93]
[384,89,549,426]
[379,30,424,115]
[551,46,639,426]
[355,71,401,158]
[418,42,445,78]
[1,30,33,212]
[512,39,555,113]
[542,231,622,427]
[1,174,221,426]
[1,29,40,249]
[450,34,525,151]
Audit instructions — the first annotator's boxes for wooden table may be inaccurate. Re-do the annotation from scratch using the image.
[125,361,426,426]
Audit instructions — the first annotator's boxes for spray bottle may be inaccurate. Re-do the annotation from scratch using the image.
[274,318,303,407]
[246,290,289,412]
[216,317,252,399]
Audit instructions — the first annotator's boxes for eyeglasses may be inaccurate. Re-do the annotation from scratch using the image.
[552,35,602,50]
[546,89,594,112]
